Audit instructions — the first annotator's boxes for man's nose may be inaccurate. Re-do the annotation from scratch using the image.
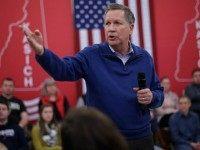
[107,24,116,31]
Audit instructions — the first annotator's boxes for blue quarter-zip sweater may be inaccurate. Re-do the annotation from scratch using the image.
[36,42,164,140]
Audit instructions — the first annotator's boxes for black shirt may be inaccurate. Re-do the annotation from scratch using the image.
[0,121,28,150]
[0,95,26,125]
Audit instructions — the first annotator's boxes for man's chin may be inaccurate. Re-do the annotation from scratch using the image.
[108,40,117,45]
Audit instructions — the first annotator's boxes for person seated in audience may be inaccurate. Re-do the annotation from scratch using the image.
[156,77,178,127]
[39,78,69,122]
[61,107,128,150]
[0,97,28,150]
[0,77,28,128]
[31,104,61,150]
[185,68,200,119]
[169,96,200,150]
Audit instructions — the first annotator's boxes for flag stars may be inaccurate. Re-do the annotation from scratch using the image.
[75,5,80,9]
[98,19,103,24]
[94,24,99,28]
[106,1,111,5]
[88,0,93,5]
[94,14,98,19]
[74,0,111,29]
[89,9,94,14]
[79,0,84,5]
[97,10,103,14]
[85,23,90,28]
[97,1,102,5]
[84,5,89,10]
[85,14,89,19]
[89,19,94,24]
[76,23,81,28]
[80,19,85,24]
[76,14,80,19]
[93,5,98,10]
[80,9,85,14]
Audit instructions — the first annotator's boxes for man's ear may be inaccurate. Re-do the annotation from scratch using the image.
[129,23,134,35]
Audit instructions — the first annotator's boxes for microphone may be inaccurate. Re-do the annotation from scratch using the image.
[137,72,146,89]
[137,72,147,110]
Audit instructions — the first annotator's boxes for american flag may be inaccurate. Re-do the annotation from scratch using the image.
[73,0,154,93]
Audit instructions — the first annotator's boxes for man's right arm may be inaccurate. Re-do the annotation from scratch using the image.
[36,48,89,81]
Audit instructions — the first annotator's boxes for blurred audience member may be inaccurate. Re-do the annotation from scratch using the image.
[31,104,61,150]
[0,97,28,150]
[185,68,200,119]
[156,77,178,125]
[40,78,69,122]
[61,107,128,150]
[0,77,28,128]
[155,77,179,149]
[169,96,200,150]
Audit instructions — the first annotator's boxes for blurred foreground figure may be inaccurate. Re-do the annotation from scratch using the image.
[61,107,128,150]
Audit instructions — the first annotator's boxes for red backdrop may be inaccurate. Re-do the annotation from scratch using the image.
[151,0,199,95]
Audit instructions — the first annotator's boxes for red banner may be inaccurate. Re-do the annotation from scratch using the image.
[0,0,79,105]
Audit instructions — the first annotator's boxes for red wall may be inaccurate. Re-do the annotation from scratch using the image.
[151,0,199,96]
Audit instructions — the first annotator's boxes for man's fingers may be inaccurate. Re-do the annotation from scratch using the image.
[19,24,33,37]
[138,97,151,104]
[34,30,42,36]
[133,87,139,91]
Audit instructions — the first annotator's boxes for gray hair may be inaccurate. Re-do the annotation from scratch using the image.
[104,3,135,24]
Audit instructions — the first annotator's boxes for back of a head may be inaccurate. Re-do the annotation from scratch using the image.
[61,107,128,150]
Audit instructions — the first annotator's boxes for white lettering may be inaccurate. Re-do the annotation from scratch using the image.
[196,20,200,29]
[25,55,30,64]
[198,59,200,68]
[23,43,31,54]
[23,65,32,76]
[0,129,15,137]
[22,23,33,88]
[24,77,33,87]
[22,36,28,43]
[197,39,200,49]
[197,30,200,39]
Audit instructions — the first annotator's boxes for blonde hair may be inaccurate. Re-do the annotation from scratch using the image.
[41,78,58,96]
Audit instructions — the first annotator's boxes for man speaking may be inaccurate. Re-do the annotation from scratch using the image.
[21,3,164,150]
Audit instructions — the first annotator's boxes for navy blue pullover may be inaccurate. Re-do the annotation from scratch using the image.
[36,42,164,139]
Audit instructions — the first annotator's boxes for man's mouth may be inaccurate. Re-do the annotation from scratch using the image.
[108,35,116,40]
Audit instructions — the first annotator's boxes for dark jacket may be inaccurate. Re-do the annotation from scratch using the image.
[0,122,28,150]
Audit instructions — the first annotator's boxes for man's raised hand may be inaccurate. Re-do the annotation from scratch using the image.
[20,24,44,55]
